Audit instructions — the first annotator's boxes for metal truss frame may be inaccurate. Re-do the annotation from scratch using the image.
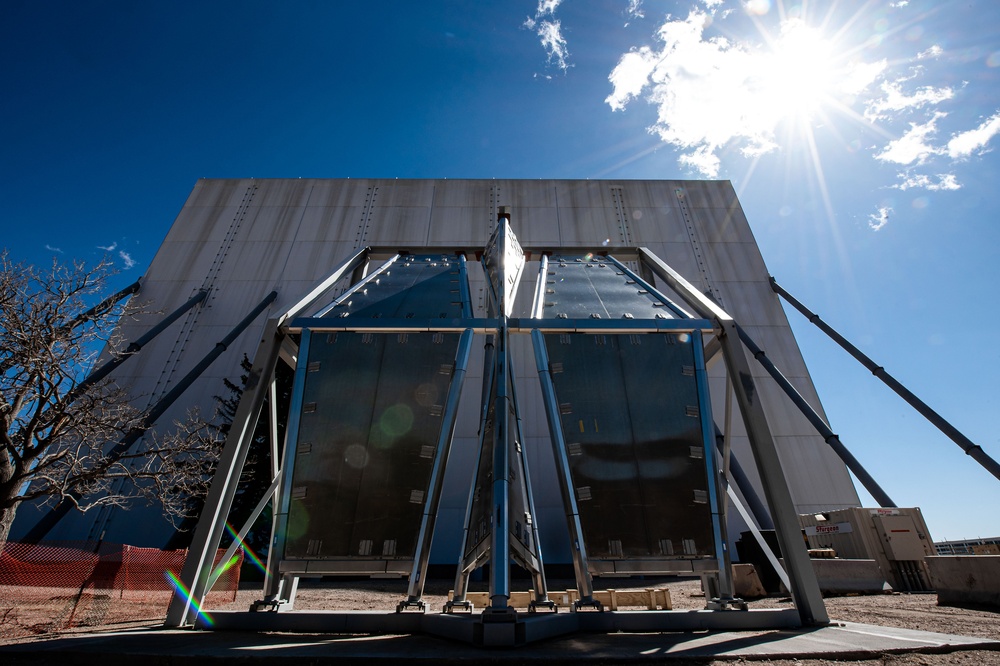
[163,232,831,643]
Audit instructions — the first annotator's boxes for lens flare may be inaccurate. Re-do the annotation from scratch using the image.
[225,522,267,574]
[379,403,414,439]
[165,570,214,627]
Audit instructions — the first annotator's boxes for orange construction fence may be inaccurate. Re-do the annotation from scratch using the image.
[0,540,242,595]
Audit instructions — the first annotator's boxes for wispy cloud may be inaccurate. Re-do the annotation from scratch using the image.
[119,250,136,269]
[45,244,63,253]
[893,173,961,191]
[874,110,1000,189]
[917,45,943,60]
[864,81,954,121]
[97,242,118,252]
[947,111,1000,158]
[875,113,945,165]
[868,206,892,231]
[625,0,644,25]
[524,0,570,71]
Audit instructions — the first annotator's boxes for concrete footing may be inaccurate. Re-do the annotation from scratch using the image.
[927,555,1000,608]
[733,563,768,598]
[1,620,997,663]
[195,607,803,645]
[810,558,892,595]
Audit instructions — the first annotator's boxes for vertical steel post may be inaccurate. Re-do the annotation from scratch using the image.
[489,322,512,610]
[458,253,474,319]
[259,375,286,598]
[164,318,284,627]
[531,329,596,602]
[718,321,827,623]
[262,329,314,602]
[530,255,549,319]
[693,330,737,606]
[403,329,474,606]
[506,352,550,606]
[638,248,828,625]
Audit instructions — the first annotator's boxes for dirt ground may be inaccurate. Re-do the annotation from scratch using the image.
[2,577,998,664]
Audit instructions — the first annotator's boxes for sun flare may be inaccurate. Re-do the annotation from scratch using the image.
[761,20,838,121]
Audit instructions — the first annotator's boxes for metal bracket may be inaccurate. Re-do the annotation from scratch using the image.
[481,605,518,622]
[443,599,474,614]
[706,596,750,611]
[395,598,427,613]
[249,598,289,613]
[571,597,605,613]
[528,598,558,614]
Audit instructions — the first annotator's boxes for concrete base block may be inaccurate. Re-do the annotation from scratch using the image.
[776,558,891,596]
[811,559,891,595]
[733,563,768,599]
[927,555,1000,608]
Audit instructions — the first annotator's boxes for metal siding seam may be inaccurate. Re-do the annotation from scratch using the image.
[675,187,724,307]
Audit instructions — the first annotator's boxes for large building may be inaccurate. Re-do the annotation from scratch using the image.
[13,178,862,565]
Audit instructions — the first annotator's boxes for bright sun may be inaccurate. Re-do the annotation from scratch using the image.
[761,20,838,121]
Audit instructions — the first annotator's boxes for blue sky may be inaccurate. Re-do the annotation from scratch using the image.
[3,0,998,542]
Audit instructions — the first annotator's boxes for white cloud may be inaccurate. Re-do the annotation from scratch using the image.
[538,21,569,70]
[119,250,136,269]
[606,12,886,176]
[606,1,992,204]
[525,0,570,71]
[626,0,643,19]
[865,80,953,121]
[917,45,943,59]
[868,206,892,231]
[893,173,961,191]
[875,113,945,165]
[45,244,63,253]
[97,242,118,252]
[537,0,562,14]
[679,146,721,176]
[840,59,888,96]
[606,47,657,111]
[947,111,1000,158]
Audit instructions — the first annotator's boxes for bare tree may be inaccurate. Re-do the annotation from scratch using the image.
[0,251,218,549]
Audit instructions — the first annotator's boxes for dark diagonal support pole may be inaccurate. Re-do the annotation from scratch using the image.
[771,277,1000,483]
[735,324,897,507]
[24,291,276,543]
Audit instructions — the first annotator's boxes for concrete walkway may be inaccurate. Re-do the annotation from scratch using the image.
[1,621,997,664]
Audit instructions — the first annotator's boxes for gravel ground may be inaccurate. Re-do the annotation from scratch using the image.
[215,576,1000,664]
[3,576,998,664]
